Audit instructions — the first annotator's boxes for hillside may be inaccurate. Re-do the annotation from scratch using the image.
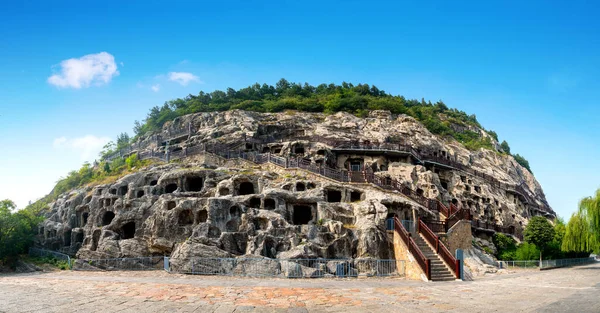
[34,108,554,274]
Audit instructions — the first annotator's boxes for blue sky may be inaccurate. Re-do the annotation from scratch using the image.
[0,0,599,220]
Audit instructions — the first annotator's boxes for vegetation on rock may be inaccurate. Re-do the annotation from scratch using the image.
[132,79,498,150]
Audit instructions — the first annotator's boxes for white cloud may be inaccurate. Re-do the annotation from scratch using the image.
[151,84,161,92]
[48,52,119,89]
[168,72,201,86]
[53,135,111,160]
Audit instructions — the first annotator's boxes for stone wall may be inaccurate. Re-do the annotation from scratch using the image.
[446,220,473,255]
[393,231,427,281]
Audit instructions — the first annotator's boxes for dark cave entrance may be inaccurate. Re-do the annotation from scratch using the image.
[185,177,204,192]
[326,190,342,202]
[238,182,255,195]
[121,222,136,239]
[292,205,313,225]
[165,183,178,193]
[102,211,115,226]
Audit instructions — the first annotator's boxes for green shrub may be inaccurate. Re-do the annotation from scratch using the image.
[513,153,532,173]
[515,242,540,260]
[492,233,517,260]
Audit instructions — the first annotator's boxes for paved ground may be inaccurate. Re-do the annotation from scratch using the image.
[1,263,599,313]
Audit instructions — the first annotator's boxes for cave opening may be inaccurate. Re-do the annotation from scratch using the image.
[326,190,342,202]
[185,177,204,192]
[167,201,176,210]
[165,183,178,193]
[196,210,208,223]
[264,198,276,210]
[82,212,89,227]
[136,190,145,198]
[294,145,305,154]
[121,222,136,239]
[292,205,313,225]
[150,180,158,186]
[296,182,306,192]
[102,211,115,226]
[248,197,261,208]
[118,185,128,196]
[238,182,255,195]
[110,189,117,195]
[350,191,362,202]
[178,209,194,225]
[75,232,84,243]
[63,230,72,246]
[230,205,241,217]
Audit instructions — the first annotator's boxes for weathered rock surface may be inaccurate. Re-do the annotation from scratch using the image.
[35,110,554,267]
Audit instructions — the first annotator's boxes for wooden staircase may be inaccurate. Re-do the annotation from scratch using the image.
[413,234,456,281]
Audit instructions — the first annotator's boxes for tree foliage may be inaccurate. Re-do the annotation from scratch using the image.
[500,140,511,154]
[513,153,532,173]
[524,216,555,253]
[562,189,600,254]
[0,200,41,267]
[130,79,499,151]
[515,242,540,260]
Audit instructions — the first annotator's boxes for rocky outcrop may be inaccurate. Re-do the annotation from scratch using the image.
[35,109,553,266]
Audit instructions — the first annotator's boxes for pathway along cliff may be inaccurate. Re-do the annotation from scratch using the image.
[35,110,555,277]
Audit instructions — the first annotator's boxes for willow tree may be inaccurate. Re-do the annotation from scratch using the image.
[562,189,600,253]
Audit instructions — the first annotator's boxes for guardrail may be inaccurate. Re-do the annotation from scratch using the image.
[418,219,460,279]
[73,256,165,271]
[101,129,550,214]
[497,257,596,270]
[28,247,72,269]
[170,257,403,278]
[395,217,430,280]
[101,135,544,237]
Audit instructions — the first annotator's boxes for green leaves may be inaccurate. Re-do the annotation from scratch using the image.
[0,199,41,266]
[562,189,600,254]
[524,216,555,253]
[513,153,532,173]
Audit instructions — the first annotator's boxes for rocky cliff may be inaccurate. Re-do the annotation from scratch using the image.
[36,110,554,268]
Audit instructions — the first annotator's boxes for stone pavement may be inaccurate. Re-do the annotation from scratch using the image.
[1,262,599,312]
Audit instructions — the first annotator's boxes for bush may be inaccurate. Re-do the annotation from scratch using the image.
[515,242,540,260]
[513,153,532,173]
[493,233,517,260]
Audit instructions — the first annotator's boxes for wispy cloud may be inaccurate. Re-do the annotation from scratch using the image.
[168,72,202,86]
[151,84,160,92]
[53,135,111,160]
[48,52,119,89]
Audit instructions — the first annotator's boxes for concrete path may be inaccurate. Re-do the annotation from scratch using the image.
[1,263,599,312]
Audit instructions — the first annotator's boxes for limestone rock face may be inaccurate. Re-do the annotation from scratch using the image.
[36,110,553,264]
[37,161,427,265]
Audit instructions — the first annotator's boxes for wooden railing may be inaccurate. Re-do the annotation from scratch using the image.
[107,134,545,238]
[438,201,450,218]
[423,220,447,233]
[446,208,472,230]
[102,130,550,213]
[418,219,460,279]
[395,217,430,280]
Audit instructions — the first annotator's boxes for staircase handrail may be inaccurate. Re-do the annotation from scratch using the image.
[438,200,450,218]
[446,208,472,230]
[395,217,430,280]
[418,219,460,279]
